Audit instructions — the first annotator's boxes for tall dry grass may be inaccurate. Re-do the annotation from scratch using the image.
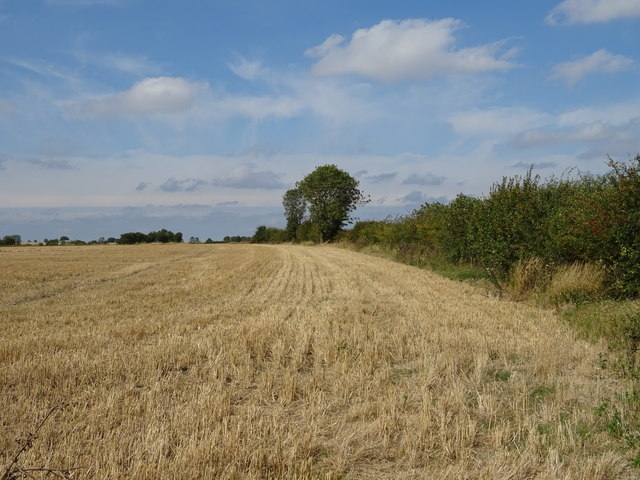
[509,257,549,300]
[0,244,634,478]
[509,258,606,307]
[547,262,607,305]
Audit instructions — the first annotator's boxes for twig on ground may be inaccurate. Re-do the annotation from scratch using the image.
[1,403,81,480]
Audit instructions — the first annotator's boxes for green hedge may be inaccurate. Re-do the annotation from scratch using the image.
[345,156,640,298]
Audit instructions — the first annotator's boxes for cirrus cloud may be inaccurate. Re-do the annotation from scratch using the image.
[551,49,636,86]
[306,18,516,82]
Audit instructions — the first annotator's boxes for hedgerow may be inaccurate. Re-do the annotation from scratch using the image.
[344,155,640,298]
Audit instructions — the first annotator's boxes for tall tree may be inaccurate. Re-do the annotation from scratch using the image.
[282,188,306,240]
[296,165,369,242]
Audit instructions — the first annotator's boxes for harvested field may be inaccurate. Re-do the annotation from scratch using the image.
[0,244,633,478]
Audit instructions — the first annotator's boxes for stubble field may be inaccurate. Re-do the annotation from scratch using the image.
[0,244,633,478]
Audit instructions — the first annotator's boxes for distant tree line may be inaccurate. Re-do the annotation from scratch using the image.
[0,230,238,246]
[2,229,268,246]
[223,235,252,243]
[0,230,186,246]
[0,235,21,246]
[117,229,183,244]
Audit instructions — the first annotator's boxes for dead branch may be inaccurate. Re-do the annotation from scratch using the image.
[1,404,81,480]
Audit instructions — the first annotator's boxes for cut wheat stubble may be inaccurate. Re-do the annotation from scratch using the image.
[0,244,633,479]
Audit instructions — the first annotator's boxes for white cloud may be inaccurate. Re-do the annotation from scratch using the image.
[210,72,374,123]
[447,100,639,163]
[512,121,611,147]
[59,67,374,131]
[228,58,267,80]
[68,77,208,116]
[226,56,376,121]
[546,0,640,25]
[307,34,344,59]
[286,76,376,123]
[556,99,640,127]
[306,18,516,82]
[448,107,549,136]
[551,49,636,86]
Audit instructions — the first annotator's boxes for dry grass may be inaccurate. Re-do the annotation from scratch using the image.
[509,259,607,308]
[509,257,549,300]
[0,244,634,478]
[547,263,607,306]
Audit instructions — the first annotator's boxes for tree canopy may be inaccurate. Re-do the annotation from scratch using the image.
[295,165,369,242]
[282,188,307,240]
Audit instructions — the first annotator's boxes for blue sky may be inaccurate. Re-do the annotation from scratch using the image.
[1,0,639,241]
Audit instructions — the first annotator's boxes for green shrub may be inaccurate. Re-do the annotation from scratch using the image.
[252,226,288,244]
[295,221,321,243]
[605,156,640,297]
[437,194,483,265]
[342,156,640,300]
